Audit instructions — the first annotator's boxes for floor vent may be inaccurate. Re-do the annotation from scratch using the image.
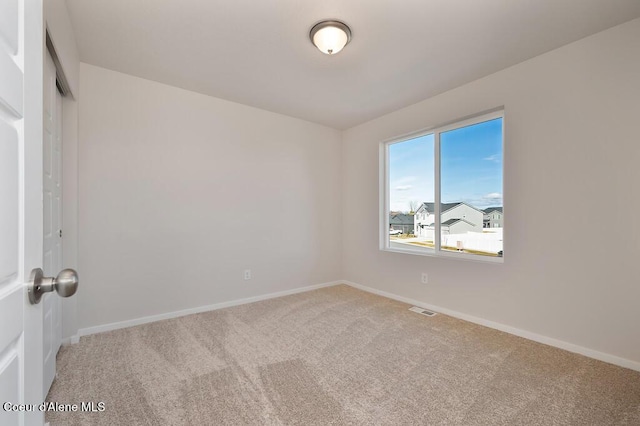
[409,306,437,317]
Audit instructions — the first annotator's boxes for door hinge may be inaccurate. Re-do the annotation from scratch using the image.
[59,229,62,238]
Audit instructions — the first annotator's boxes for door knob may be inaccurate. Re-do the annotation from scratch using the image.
[28,268,79,304]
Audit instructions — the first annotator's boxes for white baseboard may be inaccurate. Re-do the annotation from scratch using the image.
[61,334,80,346]
[74,278,640,373]
[342,280,640,373]
[78,281,341,337]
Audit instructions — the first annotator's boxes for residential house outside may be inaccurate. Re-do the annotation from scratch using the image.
[414,202,484,240]
[389,213,415,235]
[441,218,478,235]
[483,207,503,228]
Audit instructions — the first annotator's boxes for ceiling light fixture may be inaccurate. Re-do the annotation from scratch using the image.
[309,20,352,55]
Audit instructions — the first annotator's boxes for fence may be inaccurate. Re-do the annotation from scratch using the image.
[442,229,503,254]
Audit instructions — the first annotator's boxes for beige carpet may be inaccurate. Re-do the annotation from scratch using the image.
[46,285,640,425]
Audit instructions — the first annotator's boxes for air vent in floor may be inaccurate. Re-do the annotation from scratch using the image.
[409,306,437,317]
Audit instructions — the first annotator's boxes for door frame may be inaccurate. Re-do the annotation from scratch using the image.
[23,0,46,423]
[42,46,64,398]
[44,3,81,348]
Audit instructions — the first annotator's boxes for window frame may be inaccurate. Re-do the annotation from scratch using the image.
[380,109,504,264]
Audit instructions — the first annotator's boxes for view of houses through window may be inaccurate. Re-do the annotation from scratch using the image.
[385,112,503,260]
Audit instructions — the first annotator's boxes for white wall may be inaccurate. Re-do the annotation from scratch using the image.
[342,18,640,364]
[78,64,342,329]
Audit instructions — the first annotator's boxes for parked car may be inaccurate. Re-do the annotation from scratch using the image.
[389,229,403,235]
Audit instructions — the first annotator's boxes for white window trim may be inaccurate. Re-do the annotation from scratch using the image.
[380,109,504,264]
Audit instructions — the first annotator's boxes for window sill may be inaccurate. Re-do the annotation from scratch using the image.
[382,245,504,264]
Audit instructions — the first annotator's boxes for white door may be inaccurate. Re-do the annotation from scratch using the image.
[0,0,46,425]
[42,50,63,397]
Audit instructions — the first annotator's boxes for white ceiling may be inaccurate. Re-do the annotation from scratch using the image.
[66,0,640,130]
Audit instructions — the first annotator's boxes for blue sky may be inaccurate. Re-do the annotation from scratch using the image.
[389,118,502,212]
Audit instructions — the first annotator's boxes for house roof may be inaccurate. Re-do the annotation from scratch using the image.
[483,207,503,214]
[417,202,456,214]
[416,202,484,215]
[441,218,477,227]
[389,213,414,226]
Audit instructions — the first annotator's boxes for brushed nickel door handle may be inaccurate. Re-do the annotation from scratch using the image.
[28,268,79,304]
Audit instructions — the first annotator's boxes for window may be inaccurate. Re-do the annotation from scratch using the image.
[382,110,503,262]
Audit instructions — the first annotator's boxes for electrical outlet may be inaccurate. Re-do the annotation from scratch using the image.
[421,273,428,284]
[244,269,252,280]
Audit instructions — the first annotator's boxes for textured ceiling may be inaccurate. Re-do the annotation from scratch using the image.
[66,0,640,129]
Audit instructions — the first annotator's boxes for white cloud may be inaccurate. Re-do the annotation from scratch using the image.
[483,154,501,162]
[394,185,413,191]
[484,192,502,200]
[393,176,417,184]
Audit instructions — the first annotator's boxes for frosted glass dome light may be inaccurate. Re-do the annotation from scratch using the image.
[310,20,352,55]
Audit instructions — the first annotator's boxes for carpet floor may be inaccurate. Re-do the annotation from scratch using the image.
[46,285,640,425]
